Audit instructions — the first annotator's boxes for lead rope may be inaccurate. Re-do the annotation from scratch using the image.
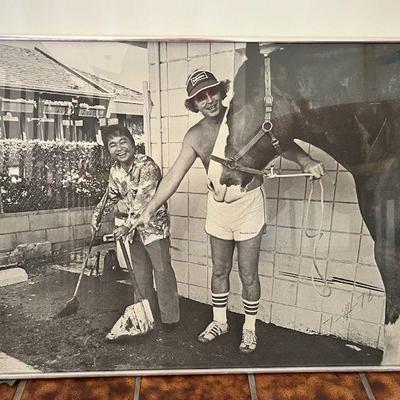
[261,47,330,296]
[303,179,331,297]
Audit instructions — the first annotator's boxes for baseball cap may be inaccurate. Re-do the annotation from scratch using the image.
[186,69,220,99]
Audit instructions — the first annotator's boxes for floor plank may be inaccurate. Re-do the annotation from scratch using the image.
[9,372,400,399]
[0,383,17,400]
[366,372,400,400]
[140,374,251,400]
[255,373,367,400]
[21,377,135,400]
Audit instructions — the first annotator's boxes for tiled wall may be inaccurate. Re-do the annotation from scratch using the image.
[147,42,385,349]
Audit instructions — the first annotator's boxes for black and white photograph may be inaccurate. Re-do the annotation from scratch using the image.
[0,40,399,378]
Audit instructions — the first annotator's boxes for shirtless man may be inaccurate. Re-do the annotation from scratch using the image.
[130,69,324,353]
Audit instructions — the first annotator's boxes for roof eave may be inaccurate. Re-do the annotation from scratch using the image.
[0,82,113,99]
[113,98,144,105]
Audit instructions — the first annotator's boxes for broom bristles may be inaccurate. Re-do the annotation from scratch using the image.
[55,297,80,318]
[106,301,154,341]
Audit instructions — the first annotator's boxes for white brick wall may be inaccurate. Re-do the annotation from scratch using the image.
[189,194,207,218]
[171,238,188,262]
[189,241,207,265]
[295,308,322,334]
[189,56,210,73]
[297,282,324,311]
[168,116,188,143]
[188,43,210,57]
[170,192,188,216]
[148,41,385,349]
[166,43,187,61]
[170,216,188,240]
[188,168,208,194]
[172,260,189,283]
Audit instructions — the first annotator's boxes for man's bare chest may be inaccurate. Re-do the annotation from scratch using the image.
[192,125,220,170]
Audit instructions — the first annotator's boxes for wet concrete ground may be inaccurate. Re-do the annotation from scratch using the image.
[0,266,382,375]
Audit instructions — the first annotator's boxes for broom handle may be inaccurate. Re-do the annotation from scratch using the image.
[118,238,145,301]
[73,233,96,297]
[72,187,109,298]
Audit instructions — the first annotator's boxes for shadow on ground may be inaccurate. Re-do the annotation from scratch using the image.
[0,267,382,374]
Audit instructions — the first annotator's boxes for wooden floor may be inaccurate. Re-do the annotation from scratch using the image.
[1,373,400,399]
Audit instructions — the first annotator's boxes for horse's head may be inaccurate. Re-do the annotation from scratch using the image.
[208,43,280,203]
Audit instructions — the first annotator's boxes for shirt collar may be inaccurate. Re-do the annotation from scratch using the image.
[115,155,138,175]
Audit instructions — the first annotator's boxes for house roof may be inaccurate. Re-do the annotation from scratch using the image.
[76,70,143,104]
[0,44,110,98]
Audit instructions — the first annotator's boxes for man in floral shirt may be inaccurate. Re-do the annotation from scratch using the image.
[91,125,180,330]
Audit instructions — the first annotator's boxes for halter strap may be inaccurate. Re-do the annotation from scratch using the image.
[210,154,265,176]
[224,52,282,167]
[230,128,268,162]
[210,47,283,177]
[263,53,282,155]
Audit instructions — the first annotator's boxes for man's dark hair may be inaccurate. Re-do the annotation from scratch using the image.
[184,80,230,113]
[101,124,135,151]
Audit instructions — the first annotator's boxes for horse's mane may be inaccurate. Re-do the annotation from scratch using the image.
[228,43,265,119]
[227,43,266,140]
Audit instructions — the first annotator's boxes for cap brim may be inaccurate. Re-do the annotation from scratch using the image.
[186,81,221,99]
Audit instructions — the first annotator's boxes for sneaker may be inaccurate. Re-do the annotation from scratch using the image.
[198,320,228,343]
[239,329,257,354]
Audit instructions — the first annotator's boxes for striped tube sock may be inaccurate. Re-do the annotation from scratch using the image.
[242,298,260,331]
[212,292,229,323]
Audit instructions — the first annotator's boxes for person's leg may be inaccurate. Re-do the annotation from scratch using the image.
[198,235,235,342]
[128,232,157,313]
[211,235,235,321]
[236,228,263,353]
[145,237,180,325]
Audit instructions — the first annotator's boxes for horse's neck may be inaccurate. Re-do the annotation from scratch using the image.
[270,44,400,174]
[289,100,394,175]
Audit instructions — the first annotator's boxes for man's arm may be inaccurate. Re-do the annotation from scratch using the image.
[129,135,197,231]
[282,141,325,179]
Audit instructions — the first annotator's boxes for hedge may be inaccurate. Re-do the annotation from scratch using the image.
[0,139,112,213]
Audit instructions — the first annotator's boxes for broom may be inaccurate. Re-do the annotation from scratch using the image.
[106,238,154,340]
[56,188,109,318]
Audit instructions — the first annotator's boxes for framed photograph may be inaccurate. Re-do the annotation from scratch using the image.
[0,37,399,379]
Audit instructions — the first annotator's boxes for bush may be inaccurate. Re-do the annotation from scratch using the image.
[0,139,111,213]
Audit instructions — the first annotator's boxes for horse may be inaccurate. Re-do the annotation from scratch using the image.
[207,42,400,365]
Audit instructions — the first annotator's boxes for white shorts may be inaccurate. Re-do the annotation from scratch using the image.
[205,187,266,241]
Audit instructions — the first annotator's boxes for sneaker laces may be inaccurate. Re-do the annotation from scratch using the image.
[242,329,256,346]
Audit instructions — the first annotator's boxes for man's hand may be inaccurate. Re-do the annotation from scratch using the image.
[91,216,101,235]
[130,208,152,231]
[301,158,325,180]
[113,225,130,240]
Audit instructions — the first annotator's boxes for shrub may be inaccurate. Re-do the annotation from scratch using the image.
[0,139,111,213]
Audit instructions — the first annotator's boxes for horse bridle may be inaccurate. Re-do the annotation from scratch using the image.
[210,53,282,177]
[209,121,281,176]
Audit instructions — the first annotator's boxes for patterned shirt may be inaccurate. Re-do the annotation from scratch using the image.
[93,154,169,245]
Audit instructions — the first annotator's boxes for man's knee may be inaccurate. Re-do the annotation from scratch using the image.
[239,268,259,287]
[212,264,231,280]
